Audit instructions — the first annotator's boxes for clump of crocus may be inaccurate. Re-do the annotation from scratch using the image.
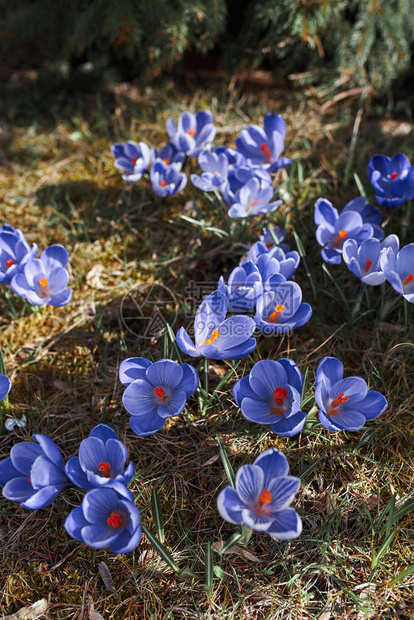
[64,486,142,554]
[151,142,186,167]
[380,242,414,303]
[221,167,272,207]
[217,448,302,539]
[166,111,216,157]
[255,277,312,335]
[0,225,38,285]
[119,358,199,436]
[314,197,383,265]
[233,359,306,437]
[0,434,68,509]
[150,160,187,197]
[246,243,300,281]
[0,374,11,401]
[227,178,282,218]
[368,154,414,209]
[235,114,291,172]
[191,150,228,192]
[258,225,290,253]
[65,424,135,493]
[176,290,257,360]
[315,357,388,432]
[218,261,263,312]
[11,245,72,307]
[111,141,152,182]
[343,235,399,285]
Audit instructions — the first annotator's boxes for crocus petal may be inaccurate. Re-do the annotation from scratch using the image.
[254,449,289,486]
[354,390,388,420]
[266,508,302,540]
[129,412,166,436]
[122,380,158,417]
[145,359,183,390]
[235,464,263,505]
[64,505,89,541]
[217,486,244,524]
[0,457,21,486]
[21,485,62,509]
[2,477,33,502]
[270,411,307,438]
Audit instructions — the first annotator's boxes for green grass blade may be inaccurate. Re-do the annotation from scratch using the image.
[371,530,397,570]
[388,562,414,586]
[217,436,235,487]
[142,525,180,574]
[151,487,165,544]
[219,532,245,556]
[204,541,214,596]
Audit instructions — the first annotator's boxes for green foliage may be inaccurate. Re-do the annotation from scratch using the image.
[4,0,414,89]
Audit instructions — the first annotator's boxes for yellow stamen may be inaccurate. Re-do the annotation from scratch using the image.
[40,277,48,290]
[203,329,219,346]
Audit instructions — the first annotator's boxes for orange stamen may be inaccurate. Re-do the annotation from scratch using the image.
[153,387,166,399]
[6,259,16,268]
[273,386,288,406]
[107,512,125,528]
[130,157,138,165]
[99,462,111,478]
[203,329,219,346]
[365,259,373,273]
[160,180,167,187]
[187,129,196,137]
[333,230,348,247]
[162,158,170,164]
[330,392,349,410]
[268,304,285,323]
[266,243,274,249]
[258,489,272,508]
[391,172,398,180]
[248,199,259,211]
[403,273,413,287]
[260,143,272,161]
[40,277,48,290]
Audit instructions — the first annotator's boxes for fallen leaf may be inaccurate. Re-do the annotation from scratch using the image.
[202,454,220,466]
[3,599,48,619]
[213,541,261,562]
[98,561,115,593]
[86,264,105,289]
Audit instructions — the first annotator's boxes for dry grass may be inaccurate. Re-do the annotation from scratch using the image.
[0,71,413,619]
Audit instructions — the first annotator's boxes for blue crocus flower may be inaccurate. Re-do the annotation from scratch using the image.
[150,160,187,197]
[0,374,11,401]
[342,197,383,232]
[343,234,399,285]
[218,261,263,312]
[151,141,186,167]
[111,141,152,182]
[315,356,388,432]
[215,146,246,168]
[380,242,414,303]
[368,154,414,209]
[11,245,72,306]
[0,225,38,285]
[64,486,142,554]
[0,434,68,509]
[227,178,282,218]
[217,448,302,538]
[233,359,306,437]
[255,277,312,335]
[166,110,216,157]
[191,150,228,192]
[65,424,134,494]
[119,358,199,436]
[222,167,272,206]
[315,197,383,265]
[235,114,291,172]
[176,289,257,360]
[245,242,300,281]
[259,225,290,252]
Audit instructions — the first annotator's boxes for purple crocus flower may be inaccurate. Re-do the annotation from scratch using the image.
[217,448,302,538]
[0,434,68,509]
[111,141,151,182]
[368,154,414,209]
[166,111,216,157]
[235,114,291,172]
[151,142,186,167]
[343,235,400,285]
[259,226,290,253]
[314,198,383,265]
[65,424,134,494]
[150,160,187,197]
[380,242,414,303]
[218,261,263,312]
[0,374,11,401]
[0,225,38,285]
[245,242,300,281]
[64,486,141,554]
[255,277,312,335]
[191,150,228,192]
[119,358,198,436]
[227,178,282,218]
[215,146,246,168]
[176,289,257,360]
[11,245,72,306]
[222,166,272,206]
[342,197,383,232]
[315,356,388,432]
[233,359,306,437]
